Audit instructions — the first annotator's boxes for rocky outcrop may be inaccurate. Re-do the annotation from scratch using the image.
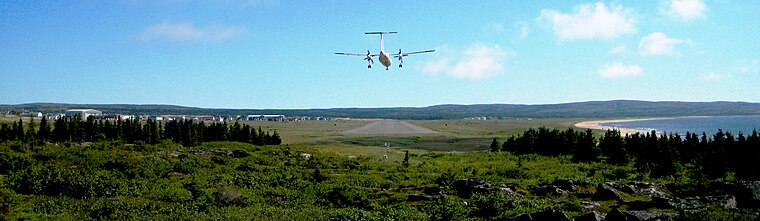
[734,181,760,208]
[452,179,517,198]
[453,179,493,198]
[511,207,571,221]
[574,211,603,221]
[533,185,569,197]
[593,184,624,201]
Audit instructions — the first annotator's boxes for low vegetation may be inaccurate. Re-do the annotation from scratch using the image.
[0,118,758,220]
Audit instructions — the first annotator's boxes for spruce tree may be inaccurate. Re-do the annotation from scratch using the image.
[402,150,410,167]
[16,119,25,142]
[37,117,50,141]
[490,138,500,152]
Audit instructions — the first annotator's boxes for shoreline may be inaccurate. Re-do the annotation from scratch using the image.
[574,118,673,135]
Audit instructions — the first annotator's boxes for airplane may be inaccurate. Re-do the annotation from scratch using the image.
[335,32,435,70]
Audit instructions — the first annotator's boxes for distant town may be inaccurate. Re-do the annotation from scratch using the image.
[5,108,333,122]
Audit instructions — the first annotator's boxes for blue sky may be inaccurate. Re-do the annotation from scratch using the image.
[1,0,758,109]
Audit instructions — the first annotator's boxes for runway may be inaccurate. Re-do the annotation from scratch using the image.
[342,120,439,135]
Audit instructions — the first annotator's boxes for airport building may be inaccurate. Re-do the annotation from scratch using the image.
[65,109,103,120]
[247,114,286,121]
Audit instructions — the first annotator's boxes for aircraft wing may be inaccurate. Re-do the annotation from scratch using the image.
[335,52,376,57]
[401,50,435,56]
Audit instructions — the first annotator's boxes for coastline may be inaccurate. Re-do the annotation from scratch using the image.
[574,118,672,135]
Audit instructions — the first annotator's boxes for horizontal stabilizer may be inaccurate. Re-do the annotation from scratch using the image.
[365,32,397,35]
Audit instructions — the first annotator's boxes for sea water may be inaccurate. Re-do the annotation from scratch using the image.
[600,116,760,135]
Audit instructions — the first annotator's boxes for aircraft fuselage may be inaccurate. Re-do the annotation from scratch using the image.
[378,52,392,68]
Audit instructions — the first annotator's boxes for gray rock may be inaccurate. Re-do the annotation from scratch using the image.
[553,179,590,191]
[735,181,760,208]
[530,207,571,221]
[574,211,603,221]
[604,208,637,221]
[593,184,624,201]
[534,185,569,196]
[705,195,737,209]
[651,196,676,209]
[452,179,493,198]
[513,213,532,221]
[580,201,601,210]
[626,211,673,221]
[610,183,637,194]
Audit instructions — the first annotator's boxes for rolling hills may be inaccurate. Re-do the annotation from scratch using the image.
[2,100,760,120]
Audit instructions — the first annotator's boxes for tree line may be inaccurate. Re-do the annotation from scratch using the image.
[494,127,760,180]
[0,117,281,147]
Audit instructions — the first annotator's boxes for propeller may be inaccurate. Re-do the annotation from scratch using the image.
[364,50,374,64]
[394,49,404,67]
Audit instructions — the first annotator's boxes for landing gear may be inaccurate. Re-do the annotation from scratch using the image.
[368,65,372,68]
[399,64,403,68]
[385,67,389,70]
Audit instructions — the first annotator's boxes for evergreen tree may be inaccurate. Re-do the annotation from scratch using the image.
[501,136,517,153]
[25,118,36,142]
[489,138,500,152]
[16,119,25,142]
[600,129,627,165]
[402,150,410,167]
[0,124,8,142]
[572,129,599,162]
[37,117,50,142]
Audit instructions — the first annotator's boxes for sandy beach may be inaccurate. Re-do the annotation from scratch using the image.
[574,118,670,135]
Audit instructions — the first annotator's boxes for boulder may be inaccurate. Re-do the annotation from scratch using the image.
[580,201,601,210]
[534,185,569,197]
[603,208,636,221]
[679,195,737,210]
[529,207,571,221]
[452,179,493,198]
[651,196,677,209]
[574,211,603,221]
[552,179,590,191]
[704,195,737,209]
[512,213,532,221]
[610,183,637,194]
[593,184,624,201]
[626,211,673,221]
[735,181,760,208]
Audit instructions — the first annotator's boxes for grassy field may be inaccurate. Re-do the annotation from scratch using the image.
[0,115,594,159]
[234,118,593,162]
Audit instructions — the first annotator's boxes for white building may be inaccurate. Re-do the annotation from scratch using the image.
[19,112,43,117]
[247,114,286,121]
[148,116,164,121]
[65,109,103,120]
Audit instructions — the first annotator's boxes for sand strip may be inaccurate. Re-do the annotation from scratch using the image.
[574,118,671,135]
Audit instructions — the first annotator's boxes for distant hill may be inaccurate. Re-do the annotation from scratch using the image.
[2,100,760,120]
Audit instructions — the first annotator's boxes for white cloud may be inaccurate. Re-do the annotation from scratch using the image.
[539,2,635,40]
[737,59,760,74]
[599,62,643,78]
[608,45,628,55]
[663,0,707,21]
[422,44,508,80]
[484,22,505,34]
[517,21,530,40]
[699,72,729,81]
[140,22,245,42]
[639,32,686,55]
